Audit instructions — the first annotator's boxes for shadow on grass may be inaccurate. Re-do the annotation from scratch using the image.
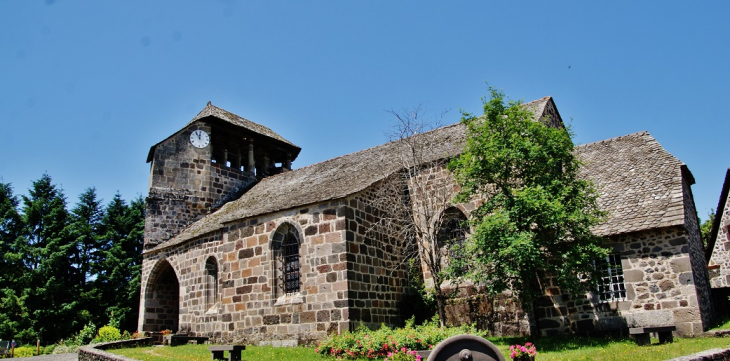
[488,334,632,352]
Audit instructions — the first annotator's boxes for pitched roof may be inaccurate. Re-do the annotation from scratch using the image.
[146,123,467,253]
[147,102,299,162]
[186,102,298,148]
[145,98,691,253]
[575,131,688,236]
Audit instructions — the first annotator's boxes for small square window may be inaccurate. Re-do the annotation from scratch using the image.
[596,253,626,302]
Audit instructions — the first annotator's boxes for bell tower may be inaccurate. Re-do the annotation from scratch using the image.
[144,102,301,249]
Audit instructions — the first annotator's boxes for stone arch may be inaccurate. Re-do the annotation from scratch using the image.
[436,207,469,268]
[205,256,219,312]
[142,258,180,332]
[270,222,302,297]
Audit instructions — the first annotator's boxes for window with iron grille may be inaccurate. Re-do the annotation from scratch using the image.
[281,234,300,294]
[596,253,626,302]
[273,224,301,295]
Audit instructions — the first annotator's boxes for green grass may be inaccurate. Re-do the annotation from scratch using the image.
[490,336,730,361]
[111,344,330,361]
[710,313,730,331]
[108,336,730,361]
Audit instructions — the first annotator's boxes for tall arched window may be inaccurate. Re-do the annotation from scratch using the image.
[205,257,218,311]
[272,223,301,295]
[437,207,468,269]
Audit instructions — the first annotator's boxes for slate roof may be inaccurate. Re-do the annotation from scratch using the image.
[575,131,688,237]
[186,102,298,148]
[147,102,299,163]
[145,123,467,253]
[145,98,692,253]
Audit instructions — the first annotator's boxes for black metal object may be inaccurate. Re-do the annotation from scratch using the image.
[279,232,300,294]
[597,253,626,302]
[427,334,504,361]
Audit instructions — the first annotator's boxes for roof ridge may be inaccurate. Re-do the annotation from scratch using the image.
[575,130,650,148]
[283,122,464,174]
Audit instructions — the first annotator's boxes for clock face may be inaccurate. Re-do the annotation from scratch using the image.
[190,129,210,148]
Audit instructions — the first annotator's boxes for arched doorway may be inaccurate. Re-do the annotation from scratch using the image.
[143,259,180,332]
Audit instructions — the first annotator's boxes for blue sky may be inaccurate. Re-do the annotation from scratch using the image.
[1,1,728,222]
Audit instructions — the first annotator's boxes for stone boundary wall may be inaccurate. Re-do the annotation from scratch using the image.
[78,338,151,361]
[665,347,730,361]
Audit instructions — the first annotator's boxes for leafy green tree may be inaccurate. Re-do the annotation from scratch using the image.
[700,210,715,251]
[449,88,608,305]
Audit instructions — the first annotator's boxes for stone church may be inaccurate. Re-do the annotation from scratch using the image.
[138,98,713,344]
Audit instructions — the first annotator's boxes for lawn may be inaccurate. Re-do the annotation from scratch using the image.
[109,336,730,361]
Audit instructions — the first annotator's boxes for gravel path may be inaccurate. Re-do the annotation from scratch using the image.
[10,353,77,361]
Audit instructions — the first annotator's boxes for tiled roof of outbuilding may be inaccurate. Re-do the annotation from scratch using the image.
[575,131,688,236]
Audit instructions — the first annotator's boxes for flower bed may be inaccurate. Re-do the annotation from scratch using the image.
[315,317,488,359]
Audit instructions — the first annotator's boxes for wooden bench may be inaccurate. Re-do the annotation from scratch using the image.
[629,326,676,346]
[168,334,209,346]
[208,345,246,361]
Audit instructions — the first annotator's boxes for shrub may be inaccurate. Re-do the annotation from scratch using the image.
[13,346,36,358]
[74,322,97,345]
[315,316,487,359]
[52,344,80,354]
[385,347,422,361]
[93,325,122,343]
[43,344,56,355]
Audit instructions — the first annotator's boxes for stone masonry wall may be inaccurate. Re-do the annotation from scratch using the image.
[535,226,705,337]
[140,200,353,345]
[145,122,255,249]
[709,187,730,288]
[445,290,531,336]
[682,173,715,330]
[346,185,412,331]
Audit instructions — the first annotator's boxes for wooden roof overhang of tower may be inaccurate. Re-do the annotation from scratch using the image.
[146,102,301,163]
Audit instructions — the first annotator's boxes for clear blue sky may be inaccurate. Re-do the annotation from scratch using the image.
[1,1,728,222]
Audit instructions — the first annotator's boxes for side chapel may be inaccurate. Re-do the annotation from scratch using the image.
[138,98,714,344]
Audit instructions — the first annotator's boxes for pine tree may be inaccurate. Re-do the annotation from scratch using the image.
[17,174,79,342]
[97,194,144,331]
[0,182,32,340]
[68,187,105,328]
[0,182,22,283]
